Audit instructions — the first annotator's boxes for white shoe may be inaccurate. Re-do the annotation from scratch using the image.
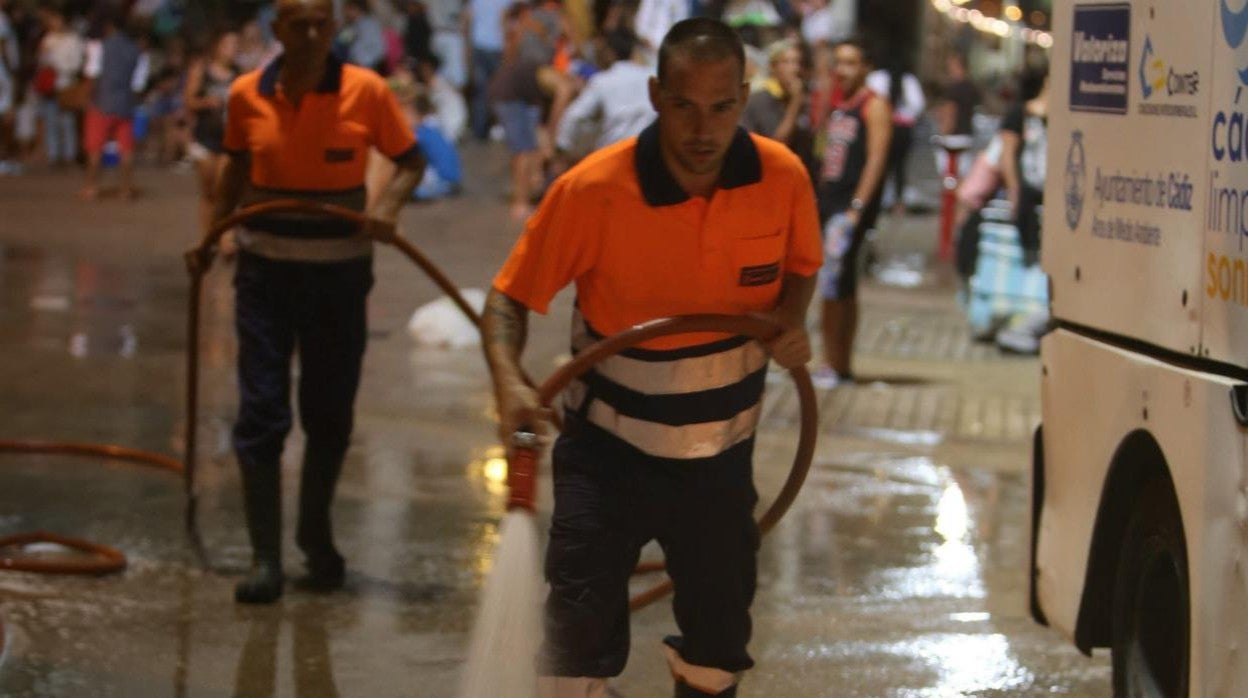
[995,310,1050,354]
[810,366,851,390]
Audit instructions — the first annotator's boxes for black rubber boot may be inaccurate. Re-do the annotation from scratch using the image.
[235,463,285,604]
[293,448,346,592]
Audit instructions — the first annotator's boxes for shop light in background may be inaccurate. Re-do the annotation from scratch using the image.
[931,0,1053,48]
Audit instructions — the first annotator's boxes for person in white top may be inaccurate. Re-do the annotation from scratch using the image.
[415,53,467,141]
[866,63,925,215]
[634,0,687,62]
[800,0,855,47]
[554,28,653,158]
[34,7,83,166]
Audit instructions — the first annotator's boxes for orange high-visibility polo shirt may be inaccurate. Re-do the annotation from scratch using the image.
[223,56,418,257]
[494,124,822,351]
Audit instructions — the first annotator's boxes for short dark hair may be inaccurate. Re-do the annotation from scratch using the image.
[656,17,744,85]
[604,27,637,64]
[833,36,872,65]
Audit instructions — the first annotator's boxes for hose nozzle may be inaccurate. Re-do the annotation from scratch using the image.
[506,430,539,512]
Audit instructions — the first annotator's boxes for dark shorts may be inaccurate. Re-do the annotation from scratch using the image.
[493,100,540,153]
[541,415,760,678]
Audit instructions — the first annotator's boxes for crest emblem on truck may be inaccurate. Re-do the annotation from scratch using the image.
[1222,0,1248,85]
[1139,36,1163,99]
[1065,131,1087,231]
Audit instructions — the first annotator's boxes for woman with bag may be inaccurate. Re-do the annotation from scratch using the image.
[34,7,82,167]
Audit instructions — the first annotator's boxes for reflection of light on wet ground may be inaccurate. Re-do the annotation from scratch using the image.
[904,633,1036,696]
[928,475,985,600]
[470,446,509,498]
[483,456,507,487]
[934,482,968,543]
[461,446,509,577]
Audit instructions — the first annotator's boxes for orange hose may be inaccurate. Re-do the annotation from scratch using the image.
[0,200,500,575]
[531,314,819,612]
[0,204,818,601]
[0,531,126,575]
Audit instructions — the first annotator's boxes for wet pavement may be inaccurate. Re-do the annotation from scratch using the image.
[0,144,1109,696]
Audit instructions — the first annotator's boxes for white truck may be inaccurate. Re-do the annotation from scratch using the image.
[1033,1,1248,695]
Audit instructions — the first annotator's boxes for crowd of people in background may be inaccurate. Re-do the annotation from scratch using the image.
[0,0,1048,359]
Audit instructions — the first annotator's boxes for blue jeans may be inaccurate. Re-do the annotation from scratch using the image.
[471,47,502,140]
[40,96,77,164]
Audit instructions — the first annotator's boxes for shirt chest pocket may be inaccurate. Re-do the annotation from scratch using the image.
[730,229,785,289]
[321,121,370,165]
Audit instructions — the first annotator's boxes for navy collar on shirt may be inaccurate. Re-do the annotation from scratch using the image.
[633,121,762,207]
[258,54,344,97]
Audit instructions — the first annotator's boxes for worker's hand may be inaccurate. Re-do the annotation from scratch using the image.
[183,245,214,275]
[361,215,399,244]
[756,313,812,370]
[495,378,555,453]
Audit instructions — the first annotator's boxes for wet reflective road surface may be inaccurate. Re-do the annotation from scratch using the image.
[0,152,1110,696]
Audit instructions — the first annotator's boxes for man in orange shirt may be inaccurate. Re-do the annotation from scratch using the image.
[188,0,425,605]
[482,18,820,697]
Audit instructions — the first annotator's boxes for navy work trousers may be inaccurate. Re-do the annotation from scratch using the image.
[231,252,373,474]
[541,415,760,678]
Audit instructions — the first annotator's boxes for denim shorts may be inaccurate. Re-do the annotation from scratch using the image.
[494,100,540,153]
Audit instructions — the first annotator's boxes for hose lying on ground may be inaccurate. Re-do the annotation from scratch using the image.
[0,203,818,608]
[0,201,478,574]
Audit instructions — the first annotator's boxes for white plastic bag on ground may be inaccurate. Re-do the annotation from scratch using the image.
[406,288,486,349]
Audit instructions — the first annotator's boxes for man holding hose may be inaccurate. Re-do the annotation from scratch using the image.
[481,18,820,698]
[186,0,425,604]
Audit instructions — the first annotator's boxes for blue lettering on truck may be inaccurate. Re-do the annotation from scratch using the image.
[1070,4,1132,114]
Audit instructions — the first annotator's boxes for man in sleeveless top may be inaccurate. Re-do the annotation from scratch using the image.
[482,18,821,698]
[812,37,891,388]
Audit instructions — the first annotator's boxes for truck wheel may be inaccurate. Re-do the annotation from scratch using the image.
[1111,480,1189,697]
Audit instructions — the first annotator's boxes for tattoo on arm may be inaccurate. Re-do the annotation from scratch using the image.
[482,290,530,383]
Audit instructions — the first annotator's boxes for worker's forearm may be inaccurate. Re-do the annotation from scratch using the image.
[369,154,426,222]
[482,288,531,388]
[205,155,249,242]
[771,272,816,327]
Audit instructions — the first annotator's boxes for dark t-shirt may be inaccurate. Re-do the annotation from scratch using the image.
[487,57,544,104]
[741,89,815,180]
[816,90,876,216]
[944,79,979,136]
[1000,103,1046,254]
